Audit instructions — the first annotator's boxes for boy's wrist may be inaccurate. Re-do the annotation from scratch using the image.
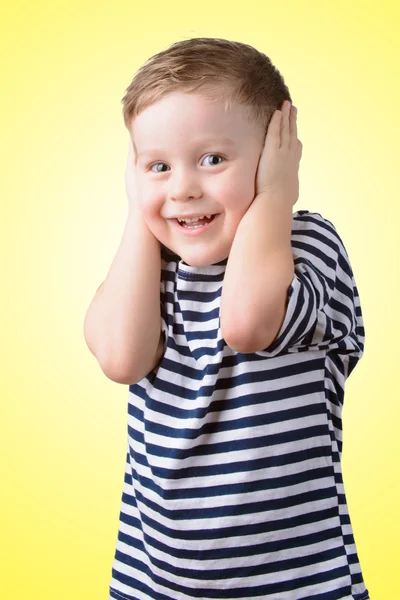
[127,205,145,226]
[126,207,160,244]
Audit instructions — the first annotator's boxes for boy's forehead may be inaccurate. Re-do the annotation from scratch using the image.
[131,92,261,153]
[135,91,252,124]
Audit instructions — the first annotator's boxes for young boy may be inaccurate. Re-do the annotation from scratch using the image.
[84,38,369,600]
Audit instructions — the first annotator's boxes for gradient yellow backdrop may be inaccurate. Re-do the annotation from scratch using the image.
[1,1,398,598]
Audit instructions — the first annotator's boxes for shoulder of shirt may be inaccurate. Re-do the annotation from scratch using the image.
[292,210,349,255]
[293,210,338,234]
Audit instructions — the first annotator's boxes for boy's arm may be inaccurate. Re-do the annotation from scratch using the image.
[84,141,162,384]
[220,101,300,353]
[84,208,162,384]
[220,193,294,353]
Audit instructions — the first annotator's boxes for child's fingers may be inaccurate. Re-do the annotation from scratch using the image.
[280,101,291,148]
[267,110,282,146]
[290,106,298,147]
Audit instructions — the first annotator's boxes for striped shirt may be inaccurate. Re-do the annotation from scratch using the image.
[109,210,370,600]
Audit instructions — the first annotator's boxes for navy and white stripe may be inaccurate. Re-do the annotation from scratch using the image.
[109,211,369,600]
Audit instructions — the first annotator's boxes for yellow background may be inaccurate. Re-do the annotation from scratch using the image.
[1,1,398,598]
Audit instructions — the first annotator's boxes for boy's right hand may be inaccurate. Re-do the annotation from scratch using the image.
[124,138,161,249]
[125,139,140,213]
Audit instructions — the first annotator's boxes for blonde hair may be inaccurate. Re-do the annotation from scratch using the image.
[121,37,292,133]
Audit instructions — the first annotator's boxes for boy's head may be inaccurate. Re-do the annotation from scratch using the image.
[121,38,292,267]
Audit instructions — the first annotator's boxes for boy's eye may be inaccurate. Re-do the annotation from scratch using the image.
[201,154,224,166]
[150,163,169,173]
[149,154,224,172]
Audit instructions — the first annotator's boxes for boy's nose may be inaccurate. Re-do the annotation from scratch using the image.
[168,171,203,202]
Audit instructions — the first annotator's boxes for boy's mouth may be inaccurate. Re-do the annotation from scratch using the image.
[169,213,220,234]
[176,214,217,228]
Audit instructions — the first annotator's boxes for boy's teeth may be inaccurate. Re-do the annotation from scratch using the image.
[178,214,212,223]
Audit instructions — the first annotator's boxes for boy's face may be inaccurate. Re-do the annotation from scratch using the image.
[131,91,265,267]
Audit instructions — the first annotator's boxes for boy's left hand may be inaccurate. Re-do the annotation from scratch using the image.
[255,100,302,206]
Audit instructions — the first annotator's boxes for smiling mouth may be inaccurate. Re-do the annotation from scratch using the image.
[169,213,221,234]
[176,215,217,228]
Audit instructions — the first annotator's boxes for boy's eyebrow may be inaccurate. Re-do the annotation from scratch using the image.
[137,136,236,158]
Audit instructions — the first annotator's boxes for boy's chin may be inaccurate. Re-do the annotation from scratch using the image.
[161,236,231,267]
[179,249,229,268]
